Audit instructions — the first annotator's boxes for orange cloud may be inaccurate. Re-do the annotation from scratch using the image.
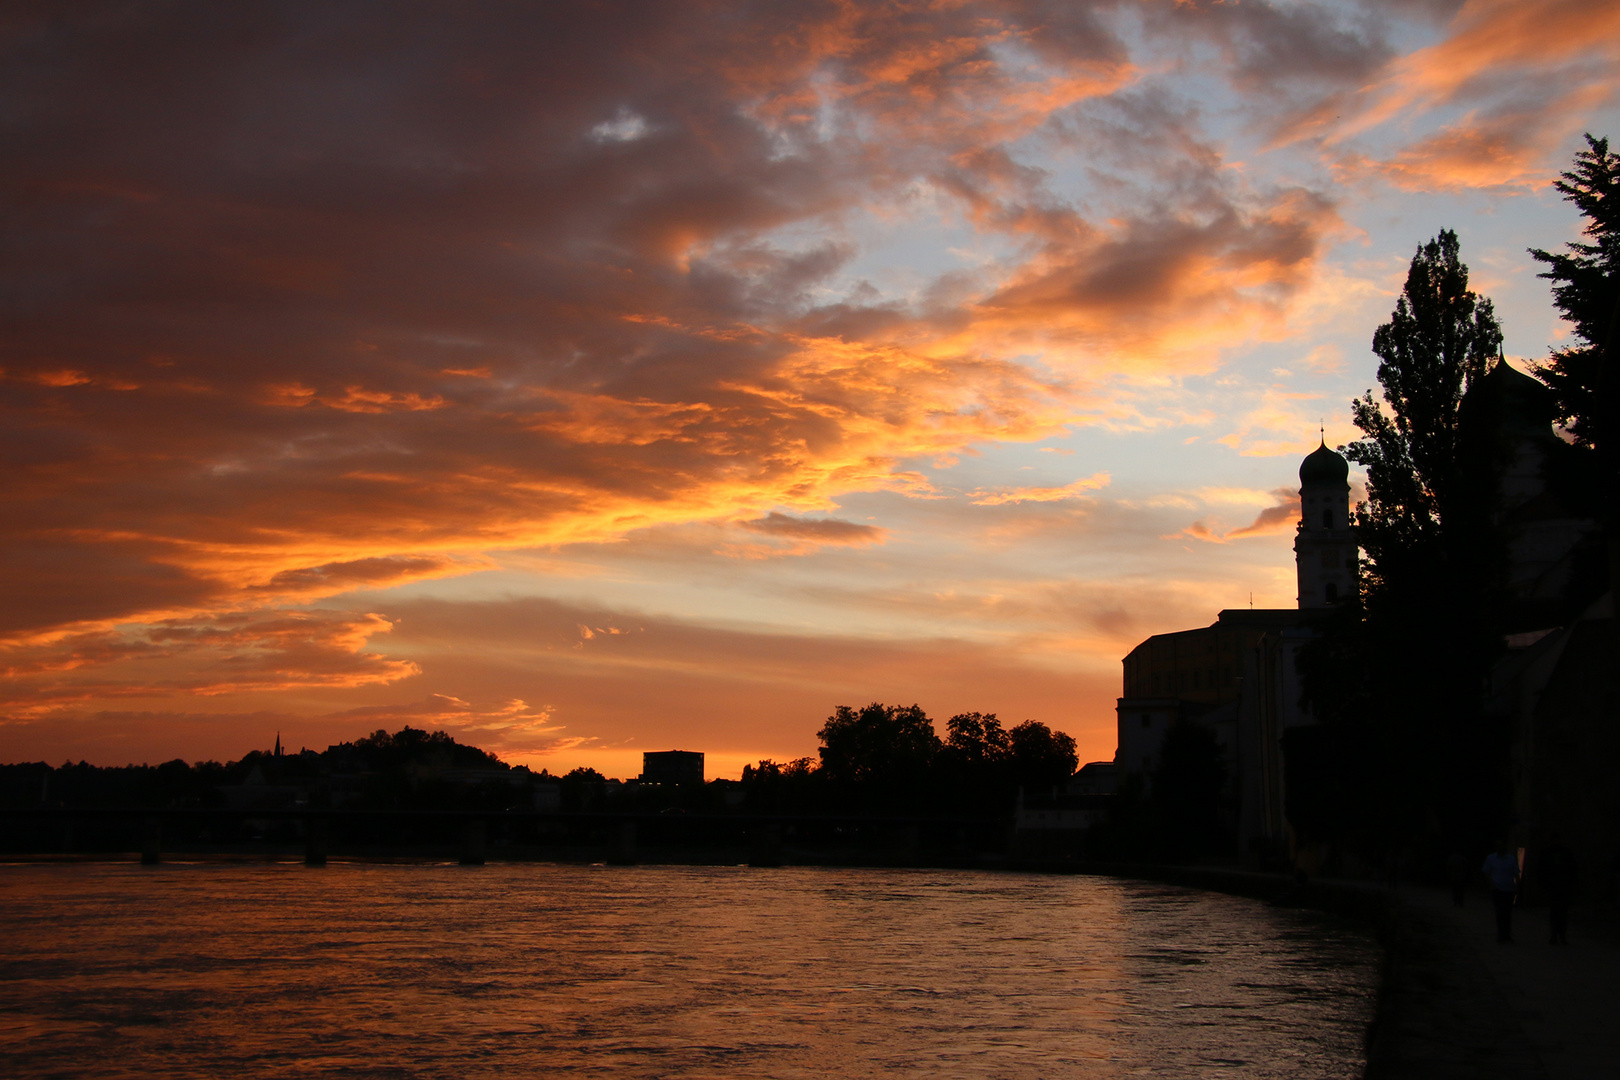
[320,694,571,757]
[739,512,885,545]
[1170,520,1228,544]
[1339,83,1618,191]
[30,369,93,387]
[1318,0,1620,188]
[1161,484,1302,543]
[0,610,417,719]
[253,555,490,598]
[965,186,1344,373]
[719,510,887,560]
[1371,0,1620,115]
[1226,487,1303,539]
[321,387,448,413]
[971,472,1111,506]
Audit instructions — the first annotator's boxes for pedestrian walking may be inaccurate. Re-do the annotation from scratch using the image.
[1482,840,1520,944]
[1446,850,1470,907]
[1538,838,1579,945]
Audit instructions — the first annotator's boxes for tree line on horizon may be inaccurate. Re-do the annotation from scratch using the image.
[0,704,1082,819]
[740,703,1080,816]
[0,727,522,813]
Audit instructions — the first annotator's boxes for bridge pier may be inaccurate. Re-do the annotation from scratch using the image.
[889,824,921,866]
[459,819,486,865]
[304,816,328,867]
[748,822,783,867]
[607,820,637,865]
[140,816,161,865]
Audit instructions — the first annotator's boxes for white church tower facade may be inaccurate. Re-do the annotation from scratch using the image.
[1294,441,1356,608]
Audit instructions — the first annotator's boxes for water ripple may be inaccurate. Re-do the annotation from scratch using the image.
[0,863,1377,1078]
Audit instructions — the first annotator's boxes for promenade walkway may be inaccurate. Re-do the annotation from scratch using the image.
[1367,883,1619,1080]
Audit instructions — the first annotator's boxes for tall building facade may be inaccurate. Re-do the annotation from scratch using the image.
[641,750,705,785]
[1115,441,1353,859]
[1114,360,1610,866]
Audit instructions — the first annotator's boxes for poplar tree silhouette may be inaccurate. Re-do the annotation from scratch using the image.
[1299,230,1509,861]
[1348,229,1502,590]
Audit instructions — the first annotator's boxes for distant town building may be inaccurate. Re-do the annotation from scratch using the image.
[532,781,562,811]
[1014,761,1119,853]
[641,750,704,785]
[1068,760,1118,796]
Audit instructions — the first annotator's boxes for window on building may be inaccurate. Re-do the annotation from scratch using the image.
[1322,509,1331,528]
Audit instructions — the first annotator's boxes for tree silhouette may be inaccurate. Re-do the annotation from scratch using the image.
[1302,230,1511,860]
[1530,133,1620,455]
[1007,720,1078,793]
[944,711,1010,767]
[1348,228,1502,591]
[816,702,940,789]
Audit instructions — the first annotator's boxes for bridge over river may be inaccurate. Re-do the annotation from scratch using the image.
[2,805,1033,868]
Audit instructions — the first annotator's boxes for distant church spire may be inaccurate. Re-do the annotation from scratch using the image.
[274,731,282,758]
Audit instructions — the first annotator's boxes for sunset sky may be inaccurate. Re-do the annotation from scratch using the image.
[3,1,1617,777]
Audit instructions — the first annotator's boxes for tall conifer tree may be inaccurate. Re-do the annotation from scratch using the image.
[1530,134,1620,455]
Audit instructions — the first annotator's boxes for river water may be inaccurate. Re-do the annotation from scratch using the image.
[0,863,1378,1078]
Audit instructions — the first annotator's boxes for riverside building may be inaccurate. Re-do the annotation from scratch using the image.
[1115,360,1610,866]
[1115,440,1353,863]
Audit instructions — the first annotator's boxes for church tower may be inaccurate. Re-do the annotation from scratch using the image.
[1295,440,1356,608]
